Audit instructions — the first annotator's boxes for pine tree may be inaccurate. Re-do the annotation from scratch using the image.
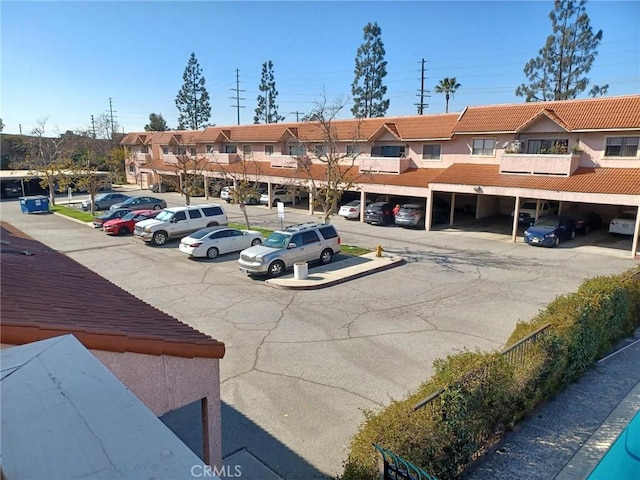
[351,22,389,118]
[254,61,284,124]
[516,0,607,101]
[144,113,169,131]
[175,53,211,129]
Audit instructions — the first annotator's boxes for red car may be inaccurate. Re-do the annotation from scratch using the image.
[103,209,160,236]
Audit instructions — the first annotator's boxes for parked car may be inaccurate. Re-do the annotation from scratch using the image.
[260,188,308,206]
[149,182,174,193]
[338,200,371,220]
[574,211,603,235]
[179,226,264,259]
[609,210,637,236]
[513,200,558,224]
[102,209,160,236]
[110,196,167,211]
[92,208,132,229]
[134,204,227,246]
[81,193,130,211]
[523,215,576,247]
[364,202,395,226]
[238,222,341,277]
[220,186,233,203]
[395,203,426,228]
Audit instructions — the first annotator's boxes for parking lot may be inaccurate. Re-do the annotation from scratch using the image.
[2,188,638,479]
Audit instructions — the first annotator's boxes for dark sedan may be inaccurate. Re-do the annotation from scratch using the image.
[110,196,167,211]
[524,215,576,247]
[92,208,133,228]
[364,202,395,226]
[574,211,602,235]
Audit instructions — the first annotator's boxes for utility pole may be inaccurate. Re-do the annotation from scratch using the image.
[107,98,117,137]
[415,58,430,115]
[289,111,304,122]
[91,115,96,138]
[229,68,246,125]
[19,124,23,135]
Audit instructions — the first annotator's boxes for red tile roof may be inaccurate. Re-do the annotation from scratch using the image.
[454,95,640,133]
[431,164,640,195]
[0,223,225,359]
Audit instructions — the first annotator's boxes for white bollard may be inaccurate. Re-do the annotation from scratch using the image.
[293,262,308,280]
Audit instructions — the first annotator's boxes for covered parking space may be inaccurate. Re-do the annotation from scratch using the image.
[428,164,640,258]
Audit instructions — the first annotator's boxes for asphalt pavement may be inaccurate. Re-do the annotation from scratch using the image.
[2,188,639,479]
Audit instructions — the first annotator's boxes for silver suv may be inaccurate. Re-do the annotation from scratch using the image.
[238,222,341,277]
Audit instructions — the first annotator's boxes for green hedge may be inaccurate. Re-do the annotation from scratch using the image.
[341,267,640,480]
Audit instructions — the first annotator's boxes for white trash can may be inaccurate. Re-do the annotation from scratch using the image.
[294,262,308,280]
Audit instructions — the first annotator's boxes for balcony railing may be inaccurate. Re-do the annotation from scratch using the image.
[359,156,411,174]
[162,153,179,165]
[500,153,580,176]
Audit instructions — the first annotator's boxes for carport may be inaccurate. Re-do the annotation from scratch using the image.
[428,164,640,258]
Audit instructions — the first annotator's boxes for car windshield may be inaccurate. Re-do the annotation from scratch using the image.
[617,212,636,220]
[533,217,559,227]
[263,232,292,248]
[521,202,538,210]
[121,211,137,220]
[343,201,359,207]
[155,210,174,221]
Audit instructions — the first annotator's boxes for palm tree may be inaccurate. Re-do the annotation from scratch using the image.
[434,77,461,113]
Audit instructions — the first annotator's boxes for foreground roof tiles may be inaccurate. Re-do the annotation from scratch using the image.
[0,223,225,359]
[431,164,640,195]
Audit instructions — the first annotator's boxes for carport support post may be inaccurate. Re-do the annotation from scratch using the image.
[633,205,640,258]
[308,189,314,215]
[450,192,456,225]
[511,195,521,242]
[267,182,273,210]
[425,189,433,231]
[360,190,366,223]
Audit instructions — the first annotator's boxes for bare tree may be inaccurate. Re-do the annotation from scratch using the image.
[295,96,364,223]
[210,152,266,229]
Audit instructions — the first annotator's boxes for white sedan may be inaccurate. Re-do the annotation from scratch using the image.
[609,211,637,235]
[179,227,264,259]
[338,200,371,220]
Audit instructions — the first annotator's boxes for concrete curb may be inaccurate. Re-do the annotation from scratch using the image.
[265,254,405,290]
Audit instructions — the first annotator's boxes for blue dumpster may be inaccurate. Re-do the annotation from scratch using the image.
[19,195,50,214]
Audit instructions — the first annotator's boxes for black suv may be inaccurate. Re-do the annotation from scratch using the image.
[364,202,395,226]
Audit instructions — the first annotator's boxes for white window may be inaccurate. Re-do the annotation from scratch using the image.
[176,146,187,155]
[371,145,405,157]
[224,145,237,154]
[189,147,197,156]
[472,139,496,156]
[314,144,327,156]
[605,137,639,157]
[140,145,149,154]
[128,165,135,173]
[265,145,274,156]
[346,144,361,156]
[161,145,169,155]
[242,144,252,155]
[422,144,441,160]
[206,144,215,154]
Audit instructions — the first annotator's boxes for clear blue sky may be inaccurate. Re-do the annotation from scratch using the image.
[2,0,638,136]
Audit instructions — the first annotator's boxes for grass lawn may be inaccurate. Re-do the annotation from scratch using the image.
[51,205,94,223]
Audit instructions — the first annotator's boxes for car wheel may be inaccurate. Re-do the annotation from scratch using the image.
[152,231,168,246]
[268,260,286,278]
[294,196,301,204]
[206,247,219,259]
[570,229,576,240]
[94,204,100,210]
[248,197,257,205]
[584,225,590,235]
[320,248,333,265]
[554,237,560,247]
[119,226,130,235]
[251,238,262,246]
[207,222,219,227]
[153,205,162,210]
[272,199,280,207]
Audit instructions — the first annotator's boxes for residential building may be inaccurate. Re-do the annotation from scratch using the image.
[122,95,640,257]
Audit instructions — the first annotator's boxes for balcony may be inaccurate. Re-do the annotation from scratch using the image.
[500,153,580,176]
[134,152,150,164]
[359,156,411,174]
[270,155,305,169]
[162,154,179,165]
[205,152,240,164]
